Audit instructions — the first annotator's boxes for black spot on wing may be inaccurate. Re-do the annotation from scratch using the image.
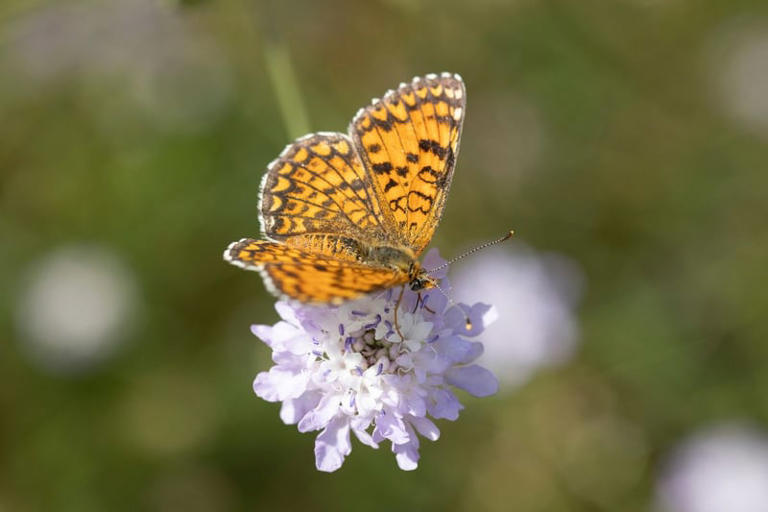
[407,190,434,213]
[417,165,441,183]
[372,162,393,174]
[372,117,394,131]
[418,139,448,160]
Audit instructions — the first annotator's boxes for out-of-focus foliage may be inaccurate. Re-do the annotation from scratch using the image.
[1,0,767,510]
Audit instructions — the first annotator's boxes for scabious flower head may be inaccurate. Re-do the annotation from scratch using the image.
[251,249,499,472]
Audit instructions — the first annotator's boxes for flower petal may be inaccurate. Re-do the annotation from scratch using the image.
[446,365,499,397]
[393,425,421,471]
[275,301,301,325]
[427,388,463,420]
[374,409,410,444]
[445,303,497,337]
[314,417,351,472]
[403,393,427,418]
[298,393,342,432]
[409,416,440,441]
[421,289,448,318]
[433,335,480,365]
[280,391,322,424]
[410,320,434,342]
[394,445,419,470]
[350,417,379,449]
[461,342,485,364]
[253,366,309,402]
[422,248,448,279]
[252,320,310,355]
[250,323,275,346]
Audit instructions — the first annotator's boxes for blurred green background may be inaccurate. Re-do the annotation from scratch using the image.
[2,0,768,510]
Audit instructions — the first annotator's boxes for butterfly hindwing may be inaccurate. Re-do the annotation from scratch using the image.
[224,239,407,303]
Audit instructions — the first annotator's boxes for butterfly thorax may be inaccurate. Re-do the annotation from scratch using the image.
[363,245,435,291]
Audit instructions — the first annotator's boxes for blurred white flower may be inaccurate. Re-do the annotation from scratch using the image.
[4,0,232,132]
[16,245,138,373]
[656,424,768,512]
[708,20,768,137]
[452,242,583,388]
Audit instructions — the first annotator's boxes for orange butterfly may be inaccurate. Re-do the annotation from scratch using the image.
[224,73,465,304]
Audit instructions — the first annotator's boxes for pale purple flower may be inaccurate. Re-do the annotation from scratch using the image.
[3,0,232,132]
[251,249,498,472]
[656,424,768,512]
[452,242,583,388]
[16,245,139,374]
[707,21,768,138]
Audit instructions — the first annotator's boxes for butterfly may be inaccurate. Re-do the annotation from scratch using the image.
[224,72,465,304]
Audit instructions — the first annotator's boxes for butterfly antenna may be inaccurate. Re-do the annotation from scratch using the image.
[430,280,474,331]
[426,230,515,275]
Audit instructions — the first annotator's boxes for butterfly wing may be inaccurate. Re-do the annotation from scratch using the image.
[259,132,392,245]
[224,239,407,304]
[349,73,465,256]
[226,74,466,303]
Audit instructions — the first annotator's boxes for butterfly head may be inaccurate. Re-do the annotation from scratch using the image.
[407,262,436,291]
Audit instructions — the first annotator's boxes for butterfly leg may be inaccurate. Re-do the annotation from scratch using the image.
[393,286,406,341]
[413,292,436,314]
[419,292,437,314]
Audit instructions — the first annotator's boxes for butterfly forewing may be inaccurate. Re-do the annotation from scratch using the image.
[259,132,388,243]
[349,73,465,256]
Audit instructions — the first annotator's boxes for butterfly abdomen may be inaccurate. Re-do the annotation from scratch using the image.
[363,245,415,271]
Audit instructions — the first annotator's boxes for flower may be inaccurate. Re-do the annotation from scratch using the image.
[452,242,583,388]
[251,249,499,472]
[656,423,768,512]
[16,244,138,374]
[708,21,768,138]
[4,0,232,133]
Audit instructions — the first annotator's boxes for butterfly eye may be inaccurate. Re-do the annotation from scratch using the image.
[408,274,434,291]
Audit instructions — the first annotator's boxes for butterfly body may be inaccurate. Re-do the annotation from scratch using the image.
[225,73,465,304]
